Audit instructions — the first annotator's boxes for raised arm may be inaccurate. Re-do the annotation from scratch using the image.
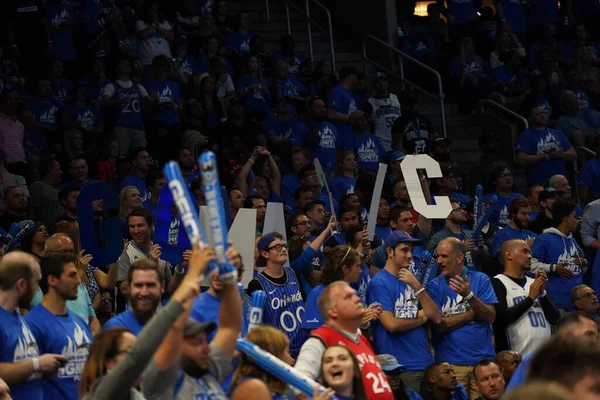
[416,170,432,237]
[237,147,261,198]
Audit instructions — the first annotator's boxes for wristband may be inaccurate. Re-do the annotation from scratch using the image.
[415,287,426,297]
[464,291,475,301]
[550,264,556,273]
[248,158,255,164]
[174,265,184,275]
[540,290,547,298]
[32,357,40,373]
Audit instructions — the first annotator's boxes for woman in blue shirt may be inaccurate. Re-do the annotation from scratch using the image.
[330,151,358,200]
[237,55,270,120]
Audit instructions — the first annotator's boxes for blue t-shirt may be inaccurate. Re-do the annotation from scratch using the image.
[425,269,498,365]
[178,56,198,76]
[484,192,524,227]
[491,226,537,257]
[0,307,43,400]
[25,305,93,400]
[266,117,303,144]
[499,0,526,32]
[531,230,584,310]
[269,75,307,99]
[226,32,253,54]
[343,133,385,172]
[301,283,326,331]
[579,158,600,198]
[327,85,358,139]
[103,309,146,336]
[367,269,434,370]
[71,104,102,131]
[375,225,392,244]
[143,198,159,221]
[121,173,151,202]
[45,1,78,61]
[281,173,301,204]
[516,128,572,185]
[29,98,64,127]
[145,80,181,126]
[52,78,74,102]
[506,352,532,391]
[296,121,339,178]
[330,176,356,201]
[238,74,270,112]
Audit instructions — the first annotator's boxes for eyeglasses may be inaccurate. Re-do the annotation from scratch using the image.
[295,221,312,226]
[576,291,597,300]
[267,243,288,252]
[499,173,513,178]
[451,207,464,213]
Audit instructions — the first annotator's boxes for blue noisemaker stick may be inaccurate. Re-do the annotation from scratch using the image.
[3,223,22,250]
[236,338,336,399]
[163,161,218,277]
[198,151,237,285]
[422,252,439,286]
[472,195,498,241]
[247,290,266,334]
[474,184,483,230]
[7,221,34,251]
[238,283,249,337]
[416,250,432,284]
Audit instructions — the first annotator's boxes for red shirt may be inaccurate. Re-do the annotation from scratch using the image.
[312,325,395,400]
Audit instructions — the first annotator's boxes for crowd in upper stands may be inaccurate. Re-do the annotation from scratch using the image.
[3,0,600,400]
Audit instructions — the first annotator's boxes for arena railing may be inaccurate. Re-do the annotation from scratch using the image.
[362,34,447,138]
[265,0,336,70]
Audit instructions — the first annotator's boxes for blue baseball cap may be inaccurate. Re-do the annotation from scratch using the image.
[377,354,406,372]
[372,72,388,81]
[387,151,405,163]
[385,231,420,249]
[257,233,278,252]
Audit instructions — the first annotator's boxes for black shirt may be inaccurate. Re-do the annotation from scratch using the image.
[529,212,553,235]
[0,212,27,231]
[392,114,436,155]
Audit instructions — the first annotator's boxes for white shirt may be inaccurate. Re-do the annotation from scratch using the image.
[102,80,149,98]
[135,20,173,65]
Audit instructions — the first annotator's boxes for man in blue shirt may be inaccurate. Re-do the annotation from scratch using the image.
[120,148,152,202]
[491,197,537,258]
[0,252,67,400]
[425,237,498,399]
[368,231,442,392]
[343,110,385,176]
[420,361,469,400]
[516,105,577,186]
[578,135,600,205]
[25,255,93,400]
[143,168,166,221]
[104,259,166,335]
[327,66,359,140]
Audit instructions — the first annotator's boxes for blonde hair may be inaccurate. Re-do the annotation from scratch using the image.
[231,326,290,395]
[119,186,141,219]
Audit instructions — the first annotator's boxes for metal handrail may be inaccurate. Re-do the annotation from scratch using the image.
[284,0,336,70]
[480,99,529,129]
[362,34,447,138]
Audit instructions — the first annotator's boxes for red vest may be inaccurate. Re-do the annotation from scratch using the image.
[312,326,394,400]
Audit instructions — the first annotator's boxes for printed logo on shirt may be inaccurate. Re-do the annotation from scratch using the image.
[180,60,193,75]
[557,242,583,276]
[77,110,96,130]
[58,322,91,380]
[357,276,369,305]
[168,218,180,245]
[240,40,250,53]
[499,206,510,226]
[14,320,41,380]
[319,125,336,148]
[51,9,70,27]
[158,86,173,103]
[441,294,471,317]
[357,138,380,163]
[54,88,68,102]
[271,292,303,310]
[394,286,419,318]
[536,132,562,155]
[40,106,58,124]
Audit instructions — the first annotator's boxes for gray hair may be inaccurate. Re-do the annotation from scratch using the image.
[549,175,567,189]
[44,233,73,252]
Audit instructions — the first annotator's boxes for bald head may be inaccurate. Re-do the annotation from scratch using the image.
[499,239,531,272]
[0,251,40,291]
[495,350,522,380]
[440,237,466,256]
[44,233,74,253]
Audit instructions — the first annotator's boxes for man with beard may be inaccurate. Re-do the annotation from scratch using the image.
[299,98,339,178]
[491,198,537,259]
[244,195,267,233]
[177,148,198,185]
[529,188,559,234]
[25,255,93,400]
[142,168,166,221]
[420,362,468,400]
[571,284,599,318]
[141,247,242,400]
[0,186,28,231]
[55,186,79,224]
[492,239,561,356]
[0,252,67,400]
[104,259,165,335]
[120,148,152,202]
[428,199,481,271]
[473,359,505,400]
[117,209,182,311]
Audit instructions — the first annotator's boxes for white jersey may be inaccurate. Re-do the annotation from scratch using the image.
[494,274,551,356]
[368,94,401,152]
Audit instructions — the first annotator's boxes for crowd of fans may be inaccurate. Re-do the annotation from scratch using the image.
[3,0,600,400]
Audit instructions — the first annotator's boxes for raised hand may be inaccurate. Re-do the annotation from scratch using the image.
[149,244,162,263]
[449,275,472,297]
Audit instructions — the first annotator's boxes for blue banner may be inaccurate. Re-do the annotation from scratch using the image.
[155,184,191,265]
